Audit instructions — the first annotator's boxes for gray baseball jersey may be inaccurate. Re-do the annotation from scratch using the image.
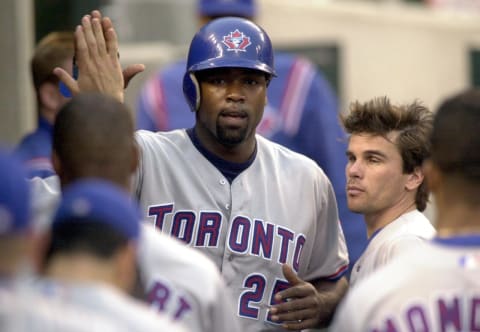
[35,278,186,332]
[1,278,125,332]
[350,210,436,286]
[29,175,238,332]
[330,235,480,331]
[134,129,349,331]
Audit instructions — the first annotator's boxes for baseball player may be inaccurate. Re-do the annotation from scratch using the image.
[55,13,350,331]
[0,150,126,332]
[15,32,74,179]
[341,97,436,286]
[29,92,240,332]
[137,0,366,277]
[37,179,186,332]
[330,89,480,332]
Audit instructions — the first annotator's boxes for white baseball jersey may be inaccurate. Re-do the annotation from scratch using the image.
[0,278,125,332]
[35,278,186,332]
[29,175,238,332]
[139,223,241,332]
[330,235,480,331]
[134,129,349,331]
[349,210,436,286]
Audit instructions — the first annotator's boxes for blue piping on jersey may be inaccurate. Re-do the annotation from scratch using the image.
[434,234,480,247]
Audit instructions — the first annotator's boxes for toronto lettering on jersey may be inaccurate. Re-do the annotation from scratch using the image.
[370,295,480,332]
[148,204,307,272]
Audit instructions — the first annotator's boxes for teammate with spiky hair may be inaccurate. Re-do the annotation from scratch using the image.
[331,89,480,332]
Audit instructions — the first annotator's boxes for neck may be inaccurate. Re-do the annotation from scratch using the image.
[436,203,480,237]
[193,126,256,163]
[46,254,119,289]
[39,108,56,125]
[364,200,417,238]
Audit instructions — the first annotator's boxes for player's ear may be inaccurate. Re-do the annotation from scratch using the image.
[39,82,64,112]
[405,165,424,192]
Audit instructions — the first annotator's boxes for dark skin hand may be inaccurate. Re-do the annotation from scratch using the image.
[269,264,348,330]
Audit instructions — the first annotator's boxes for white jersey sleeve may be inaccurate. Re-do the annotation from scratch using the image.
[138,223,241,332]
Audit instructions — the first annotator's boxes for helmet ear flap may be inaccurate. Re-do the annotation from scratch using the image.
[182,72,201,112]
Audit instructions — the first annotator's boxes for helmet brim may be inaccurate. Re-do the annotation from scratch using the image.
[188,57,277,77]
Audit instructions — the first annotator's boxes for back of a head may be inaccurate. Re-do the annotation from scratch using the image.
[198,0,257,19]
[53,93,136,187]
[183,16,275,111]
[431,89,480,185]
[47,179,140,260]
[31,31,74,93]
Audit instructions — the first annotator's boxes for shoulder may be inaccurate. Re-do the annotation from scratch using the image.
[393,210,436,239]
[135,129,189,150]
[1,283,127,332]
[77,283,186,332]
[256,135,327,177]
[16,129,52,156]
[373,211,436,262]
[138,224,225,297]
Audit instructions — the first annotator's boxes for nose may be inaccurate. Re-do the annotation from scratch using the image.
[226,80,245,103]
[346,159,362,179]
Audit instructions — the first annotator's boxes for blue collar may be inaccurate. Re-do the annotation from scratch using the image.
[434,234,480,247]
[38,116,54,134]
[187,128,256,183]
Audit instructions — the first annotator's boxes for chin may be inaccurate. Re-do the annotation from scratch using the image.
[347,202,364,214]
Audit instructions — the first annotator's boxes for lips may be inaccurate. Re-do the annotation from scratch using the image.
[346,185,364,196]
[220,109,247,118]
[219,110,248,127]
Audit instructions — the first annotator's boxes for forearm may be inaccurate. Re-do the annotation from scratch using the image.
[311,276,349,328]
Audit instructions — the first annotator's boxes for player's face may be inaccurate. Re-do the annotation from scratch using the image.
[345,132,413,217]
[195,68,267,151]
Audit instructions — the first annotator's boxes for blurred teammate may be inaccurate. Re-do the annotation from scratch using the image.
[137,0,366,276]
[30,92,239,332]
[56,12,350,331]
[15,32,74,178]
[341,97,436,286]
[330,89,480,331]
[0,150,124,332]
[39,179,186,332]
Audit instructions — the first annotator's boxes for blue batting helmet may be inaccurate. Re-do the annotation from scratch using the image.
[183,17,276,112]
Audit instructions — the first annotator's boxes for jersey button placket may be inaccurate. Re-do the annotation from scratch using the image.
[221,177,235,284]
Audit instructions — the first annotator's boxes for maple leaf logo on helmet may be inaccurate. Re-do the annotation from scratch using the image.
[222,29,251,52]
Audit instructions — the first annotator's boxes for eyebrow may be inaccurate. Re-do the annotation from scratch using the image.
[346,150,388,159]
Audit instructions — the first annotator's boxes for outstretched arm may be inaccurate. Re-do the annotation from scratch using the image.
[269,264,348,330]
[53,10,144,102]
